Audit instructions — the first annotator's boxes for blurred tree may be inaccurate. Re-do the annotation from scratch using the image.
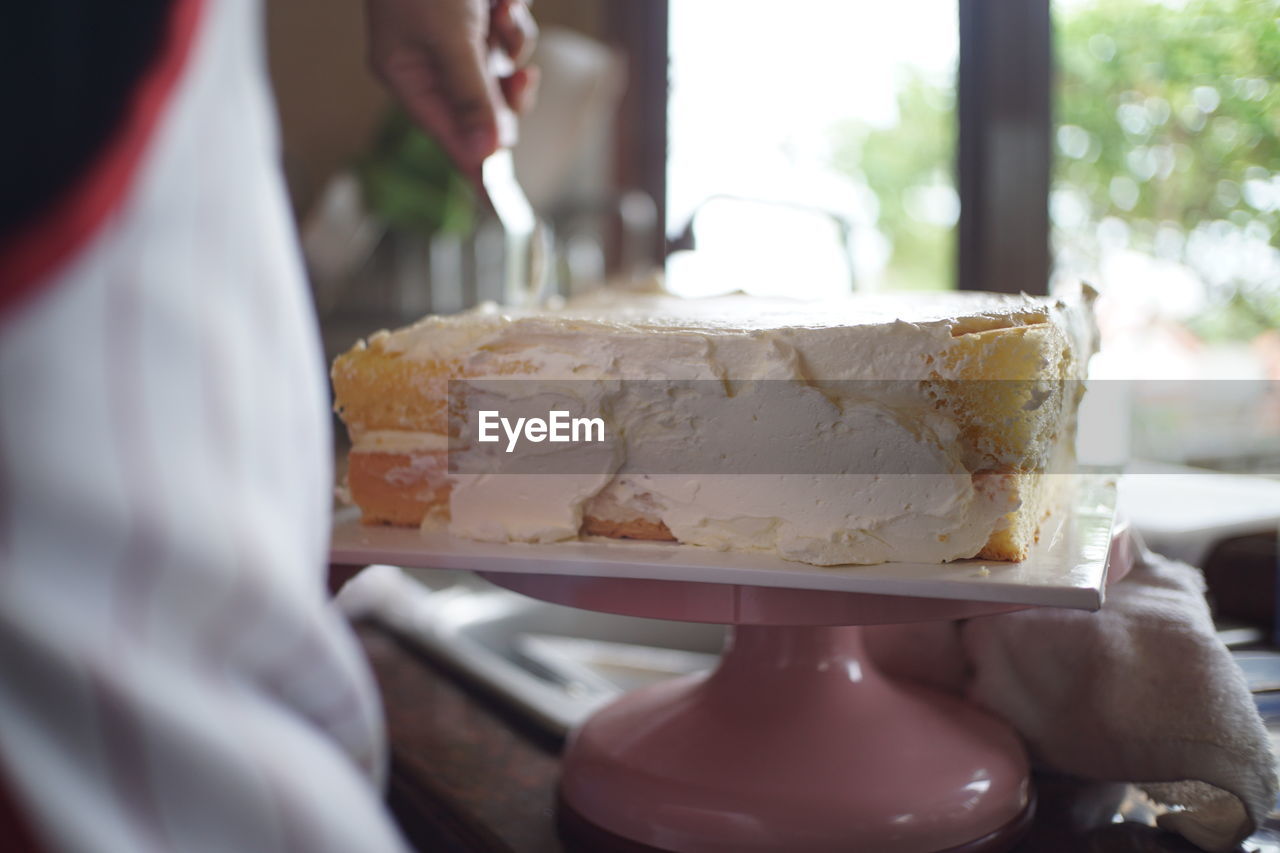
[1056,0,1280,227]
[832,0,1280,337]
[1055,0,1280,340]
[832,75,956,291]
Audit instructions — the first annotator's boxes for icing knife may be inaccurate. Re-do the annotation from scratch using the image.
[482,51,551,307]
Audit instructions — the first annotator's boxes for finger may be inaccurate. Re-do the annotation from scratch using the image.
[372,47,495,172]
[492,0,538,68]
[417,35,501,167]
[393,79,486,181]
[499,65,540,114]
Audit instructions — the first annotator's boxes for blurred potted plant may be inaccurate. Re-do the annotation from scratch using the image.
[353,109,481,317]
[357,109,476,237]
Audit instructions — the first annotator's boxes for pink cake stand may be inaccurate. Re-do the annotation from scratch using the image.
[479,572,1038,853]
[332,498,1128,852]
[474,528,1135,852]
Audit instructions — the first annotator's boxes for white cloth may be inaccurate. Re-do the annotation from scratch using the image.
[866,530,1278,852]
[0,1,408,850]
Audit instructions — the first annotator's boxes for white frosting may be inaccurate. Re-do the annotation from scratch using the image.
[599,474,1014,565]
[351,285,1096,564]
[379,293,1054,381]
[449,473,616,543]
[592,380,1012,564]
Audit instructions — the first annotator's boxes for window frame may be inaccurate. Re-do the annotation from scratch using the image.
[957,0,1052,294]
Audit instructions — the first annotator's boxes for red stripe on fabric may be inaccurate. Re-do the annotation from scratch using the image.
[0,0,206,319]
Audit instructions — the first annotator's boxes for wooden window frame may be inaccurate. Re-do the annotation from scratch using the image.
[604,2,670,268]
[958,0,1052,294]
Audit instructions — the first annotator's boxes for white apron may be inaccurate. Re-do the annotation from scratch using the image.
[0,1,407,849]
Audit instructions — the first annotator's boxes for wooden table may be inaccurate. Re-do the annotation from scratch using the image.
[356,623,1210,853]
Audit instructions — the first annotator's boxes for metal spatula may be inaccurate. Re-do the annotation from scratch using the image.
[481,52,551,307]
[483,148,550,306]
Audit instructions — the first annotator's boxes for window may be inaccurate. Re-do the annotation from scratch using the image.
[1053,0,1280,380]
[665,0,960,297]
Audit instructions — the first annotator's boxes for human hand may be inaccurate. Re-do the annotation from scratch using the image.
[365,0,539,176]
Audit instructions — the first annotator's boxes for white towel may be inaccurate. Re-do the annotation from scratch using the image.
[865,527,1278,852]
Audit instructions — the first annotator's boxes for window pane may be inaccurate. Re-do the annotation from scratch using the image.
[1052,0,1280,378]
[666,0,959,297]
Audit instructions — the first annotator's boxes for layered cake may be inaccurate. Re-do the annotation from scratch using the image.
[332,284,1096,565]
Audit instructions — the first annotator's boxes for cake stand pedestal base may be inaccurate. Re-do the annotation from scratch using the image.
[556,624,1032,853]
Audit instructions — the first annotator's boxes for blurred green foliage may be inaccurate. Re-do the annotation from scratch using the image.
[356,110,476,236]
[1056,0,1280,227]
[832,76,956,291]
[831,0,1280,338]
[1056,0,1280,341]
[1192,286,1280,339]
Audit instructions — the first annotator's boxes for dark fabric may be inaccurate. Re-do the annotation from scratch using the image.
[0,1,175,242]
[0,766,45,853]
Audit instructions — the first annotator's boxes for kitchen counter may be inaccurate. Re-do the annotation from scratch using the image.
[355,622,1211,853]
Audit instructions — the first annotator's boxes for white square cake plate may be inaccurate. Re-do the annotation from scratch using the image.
[331,475,1117,611]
